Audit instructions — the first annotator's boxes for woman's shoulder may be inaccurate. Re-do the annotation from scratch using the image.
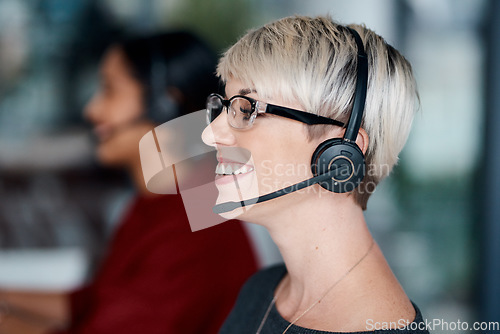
[284,301,429,334]
[361,302,429,334]
[221,264,430,334]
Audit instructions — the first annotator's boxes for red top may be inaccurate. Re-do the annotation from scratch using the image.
[56,194,257,334]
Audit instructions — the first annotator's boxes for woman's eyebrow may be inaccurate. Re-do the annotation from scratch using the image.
[224,88,257,98]
[238,88,257,96]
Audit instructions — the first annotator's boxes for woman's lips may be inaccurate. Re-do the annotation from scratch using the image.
[92,124,113,142]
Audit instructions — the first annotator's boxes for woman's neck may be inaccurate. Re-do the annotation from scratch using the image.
[265,192,374,311]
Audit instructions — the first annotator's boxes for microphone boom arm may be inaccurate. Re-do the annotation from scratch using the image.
[212,165,348,214]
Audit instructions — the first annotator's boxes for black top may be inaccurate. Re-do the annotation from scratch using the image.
[220,264,430,334]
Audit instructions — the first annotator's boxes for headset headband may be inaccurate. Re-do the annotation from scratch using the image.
[343,27,368,143]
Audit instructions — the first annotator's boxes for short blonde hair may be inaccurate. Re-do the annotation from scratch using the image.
[217,16,419,209]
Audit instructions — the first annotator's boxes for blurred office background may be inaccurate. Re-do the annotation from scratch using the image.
[0,0,498,332]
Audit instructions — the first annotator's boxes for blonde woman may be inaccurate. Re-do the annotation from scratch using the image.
[203,16,428,333]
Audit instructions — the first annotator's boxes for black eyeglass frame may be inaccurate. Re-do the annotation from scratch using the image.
[206,93,345,129]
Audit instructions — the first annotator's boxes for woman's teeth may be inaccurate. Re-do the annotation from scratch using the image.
[216,163,254,175]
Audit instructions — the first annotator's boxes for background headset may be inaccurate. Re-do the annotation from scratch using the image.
[212,26,369,214]
[147,39,181,125]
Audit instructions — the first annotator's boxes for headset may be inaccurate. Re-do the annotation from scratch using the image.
[101,37,181,141]
[212,26,368,214]
[146,40,180,125]
[311,27,368,193]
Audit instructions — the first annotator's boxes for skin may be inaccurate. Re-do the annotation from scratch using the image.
[205,78,415,332]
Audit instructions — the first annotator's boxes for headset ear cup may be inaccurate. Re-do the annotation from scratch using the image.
[311,139,366,193]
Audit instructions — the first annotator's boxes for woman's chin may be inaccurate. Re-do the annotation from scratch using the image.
[214,196,257,221]
[96,144,127,167]
[214,171,260,219]
[217,207,246,220]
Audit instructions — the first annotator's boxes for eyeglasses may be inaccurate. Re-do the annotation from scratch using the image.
[206,93,345,130]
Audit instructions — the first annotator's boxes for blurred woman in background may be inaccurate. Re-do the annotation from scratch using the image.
[0,31,257,334]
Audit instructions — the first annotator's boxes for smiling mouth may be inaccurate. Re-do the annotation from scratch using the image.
[215,162,254,176]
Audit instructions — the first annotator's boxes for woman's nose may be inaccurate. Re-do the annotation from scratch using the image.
[201,111,235,147]
[83,93,102,124]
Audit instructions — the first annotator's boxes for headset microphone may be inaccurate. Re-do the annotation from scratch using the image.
[212,165,348,214]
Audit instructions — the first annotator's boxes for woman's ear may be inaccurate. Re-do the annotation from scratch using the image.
[356,128,369,155]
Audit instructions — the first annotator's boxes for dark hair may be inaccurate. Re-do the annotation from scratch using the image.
[119,31,218,123]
